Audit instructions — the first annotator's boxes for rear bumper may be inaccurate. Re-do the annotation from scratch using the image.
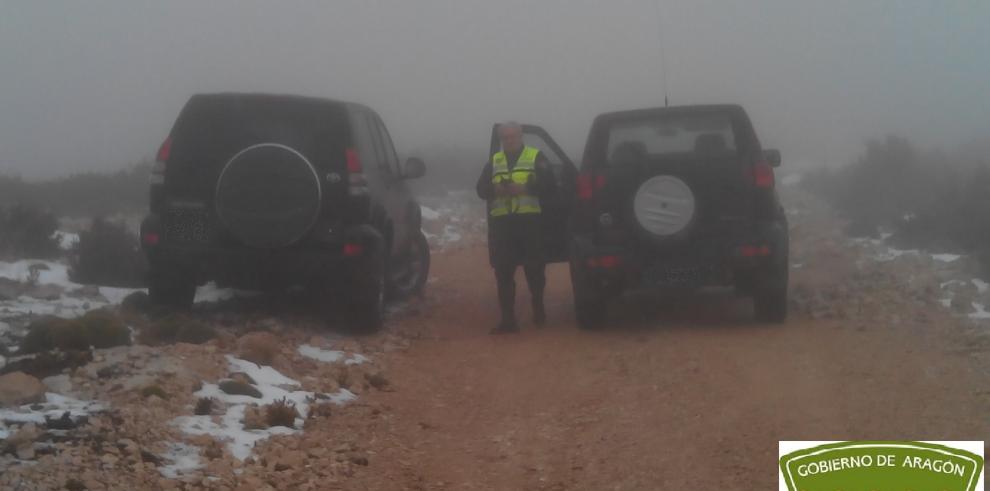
[141,214,382,288]
[570,222,787,294]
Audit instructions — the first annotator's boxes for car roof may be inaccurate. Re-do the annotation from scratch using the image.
[189,92,371,112]
[594,104,747,122]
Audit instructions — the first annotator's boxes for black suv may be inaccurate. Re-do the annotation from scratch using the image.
[510,105,788,328]
[141,93,431,330]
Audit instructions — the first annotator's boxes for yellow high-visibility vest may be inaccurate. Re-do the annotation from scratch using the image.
[490,146,542,217]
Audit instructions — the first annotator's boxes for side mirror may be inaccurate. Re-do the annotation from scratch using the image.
[763,149,782,168]
[403,157,426,179]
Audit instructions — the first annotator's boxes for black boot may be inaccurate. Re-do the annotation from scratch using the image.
[491,314,519,334]
[532,296,546,326]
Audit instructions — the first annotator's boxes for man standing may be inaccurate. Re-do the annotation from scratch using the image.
[476,122,558,334]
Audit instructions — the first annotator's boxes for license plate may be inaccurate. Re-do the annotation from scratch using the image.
[649,265,710,286]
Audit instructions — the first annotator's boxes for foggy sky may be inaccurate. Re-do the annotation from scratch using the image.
[1,0,987,179]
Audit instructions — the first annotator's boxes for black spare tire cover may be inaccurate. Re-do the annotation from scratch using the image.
[215,143,321,248]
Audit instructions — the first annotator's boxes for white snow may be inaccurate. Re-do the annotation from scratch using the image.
[973,279,989,294]
[159,442,203,479]
[298,344,344,363]
[0,392,106,439]
[939,298,953,308]
[932,253,962,263]
[970,303,990,320]
[52,231,80,251]
[298,344,369,365]
[174,355,356,461]
[873,247,919,262]
[194,282,259,304]
[420,205,441,221]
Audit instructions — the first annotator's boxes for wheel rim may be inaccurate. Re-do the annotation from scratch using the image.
[391,239,426,292]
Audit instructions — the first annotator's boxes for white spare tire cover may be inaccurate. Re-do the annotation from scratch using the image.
[632,175,696,237]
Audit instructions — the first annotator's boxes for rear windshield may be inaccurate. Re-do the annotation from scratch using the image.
[605,113,738,165]
[170,95,350,170]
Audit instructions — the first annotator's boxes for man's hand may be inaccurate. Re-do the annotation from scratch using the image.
[496,182,525,197]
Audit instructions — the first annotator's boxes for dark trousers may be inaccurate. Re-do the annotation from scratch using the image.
[489,215,545,320]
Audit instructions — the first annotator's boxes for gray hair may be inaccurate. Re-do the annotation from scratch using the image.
[497,121,522,134]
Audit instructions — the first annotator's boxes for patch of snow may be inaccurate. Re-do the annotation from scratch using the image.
[0,393,105,438]
[175,356,356,460]
[159,442,203,479]
[932,253,961,263]
[298,345,370,365]
[298,344,344,363]
[441,225,462,244]
[879,231,893,241]
[939,298,953,308]
[52,231,80,251]
[873,247,919,262]
[902,213,917,222]
[970,302,990,320]
[973,279,989,294]
[791,263,804,270]
[194,282,259,304]
[420,205,441,221]
[941,280,964,289]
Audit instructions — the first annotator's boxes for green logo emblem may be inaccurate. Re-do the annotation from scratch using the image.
[780,441,984,491]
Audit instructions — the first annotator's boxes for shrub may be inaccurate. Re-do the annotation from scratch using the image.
[68,217,147,288]
[0,204,60,259]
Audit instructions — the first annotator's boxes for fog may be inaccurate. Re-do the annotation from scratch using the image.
[1,0,987,180]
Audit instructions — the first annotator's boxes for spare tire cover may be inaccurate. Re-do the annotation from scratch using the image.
[632,175,696,237]
[215,143,321,248]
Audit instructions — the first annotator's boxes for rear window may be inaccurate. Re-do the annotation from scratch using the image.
[605,113,737,165]
[169,95,351,171]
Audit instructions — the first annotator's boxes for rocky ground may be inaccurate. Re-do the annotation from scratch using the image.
[3,184,990,490]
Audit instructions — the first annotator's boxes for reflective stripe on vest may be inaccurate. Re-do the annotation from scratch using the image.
[490,146,542,217]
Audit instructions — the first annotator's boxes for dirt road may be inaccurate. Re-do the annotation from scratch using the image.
[338,239,990,489]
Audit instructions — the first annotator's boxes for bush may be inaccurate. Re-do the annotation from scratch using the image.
[806,134,990,271]
[19,310,131,354]
[68,217,147,288]
[0,204,60,259]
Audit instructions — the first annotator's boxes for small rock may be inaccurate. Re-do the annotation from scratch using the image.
[0,371,47,407]
[42,374,73,394]
[365,372,389,390]
[219,380,262,398]
[26,283,63,301]
[229,372,257,386]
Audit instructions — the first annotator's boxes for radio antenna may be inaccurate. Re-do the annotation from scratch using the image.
[654,0,670,106]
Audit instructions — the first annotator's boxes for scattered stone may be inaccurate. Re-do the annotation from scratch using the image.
[140,385,169,400]
[26,283,63,301]
[0,371,47,407]
[229,372,257,386]
[42,374,73,394]
[45,411,85,430]
[138,315,215,346]
[65,478,87,491]
[365,372,389,390]
[219,380,262,399]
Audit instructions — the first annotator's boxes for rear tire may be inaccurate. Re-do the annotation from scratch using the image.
[148,267,196,311]
[570,260,607,330]
[350,249,386,333]
[387,231,431,300]
[754,221,790,323]
[754,280,787,323]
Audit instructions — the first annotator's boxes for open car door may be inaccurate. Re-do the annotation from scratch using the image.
[489,124,577,264]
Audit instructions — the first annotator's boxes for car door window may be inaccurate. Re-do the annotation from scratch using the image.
[360,111,387,175]
[521,134,564,167]
[352,110,379,176]
[374,115,402,176]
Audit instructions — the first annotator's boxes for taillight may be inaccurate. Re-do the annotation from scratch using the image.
[752,160,775,188]
[345,147,368,195]
[577,172,606,201]
[587,255,622,268]
[142,232,160,246]
[150,137,171,185]
[343,243,363,257]
[739,245,771,257]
